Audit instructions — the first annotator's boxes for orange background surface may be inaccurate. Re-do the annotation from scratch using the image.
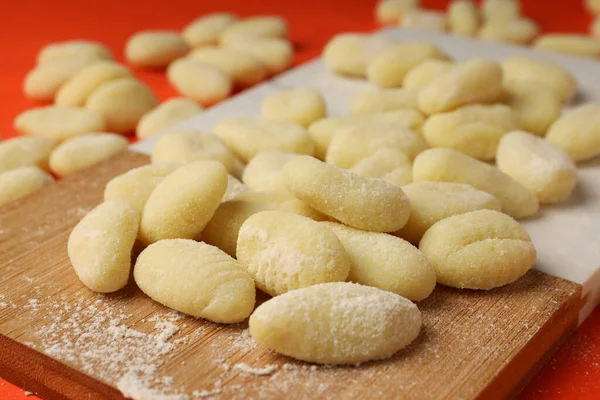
[0,0,599,399]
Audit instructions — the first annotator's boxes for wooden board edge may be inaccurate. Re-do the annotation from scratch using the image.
[476,283,583,400]
[0,333,125,400]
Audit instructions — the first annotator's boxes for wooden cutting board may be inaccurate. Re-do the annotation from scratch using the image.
[0,150,582,399]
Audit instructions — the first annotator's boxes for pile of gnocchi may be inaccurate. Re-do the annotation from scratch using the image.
[376,0,600,58]
[66,30,599,365]
[0,12,292,207]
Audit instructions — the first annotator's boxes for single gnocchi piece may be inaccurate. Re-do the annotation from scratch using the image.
[322,33,395,77]
[237,210,351,296]
[14,106,106,142]
[48,133,128,176]
[0,167,54,207]
[55,61,132,107]
[350,88,419,115]
[418,58,503,114]
[284,156,411,232]
[501,56,576,104]
[413,148,539,219]
[139,161,228,245]
[37,40,112,65]
[533,34,600,58]
[189,47,267,87]
[104,163,181,211]
[134,239,256,323]
[375,0,419,25]
[348,148,412,187]
[167,57,233,105]
[326,122,428,168]
[479,18,539,44]
[0,137,55,174]
[308,110,425,160]
[395,181,501,244]
[448,0,479,36]
[400,10,447,31]
[242,150,298,192]
[402,59,453,90]
[422,104,520,161]
[249,282,422,364]
[68,199,139,293]
[481,0,520,21]
[504,80,561,136]
[261,88,327,127]
[24,57,101,101]
[136,98,203,139]
[322,222,435,301]
[366,42,449,88]
[85,78,159,134]
[182,13,238,47]
[546,104,600,161]
[419,209,536,289]
[125,31,190,68]
[214,117,314,163]
[150,129,235,173]
[496,131,577,204]
[219,16,288,44]
[222,36,294,75]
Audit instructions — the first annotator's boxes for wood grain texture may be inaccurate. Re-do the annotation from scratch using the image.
[0,150,582,400]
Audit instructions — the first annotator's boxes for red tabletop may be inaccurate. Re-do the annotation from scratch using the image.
[1,0,599,399]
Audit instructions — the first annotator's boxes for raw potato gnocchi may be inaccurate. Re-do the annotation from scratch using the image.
[481,0,520,21]
[422,104,520,161]
[37,40,112,65]
[418,58,503,115]
[366,42,449,88]
[104,163,181,212]
[139,161,228,245]
[402,59,454,90]
[395,182,501,244]
[242,150,298,192]
[323,33,394,77]
[400,10,447,31]
[85,78,159,134]
[14,106,106,142]
[326,122,428,168]
[322,222,436,301]
[68,199,139,293]
[249,282,422,364]
[134,239,256,323]
[0,167,54,207]
[546,104,600,162]
[167,58,233,105]
[504,81,562,137]
[501,56,576,103]
[0,137,54,174]
[237,210,351,296]
[190,47,267,87]
[214,117,314,162]
[261,88,326,127]
[375,0,419,25]
[136,98,203,139]
[448,0,479,36]
[413,148,539,219]
[125,31,190,68]
[182,13,238,47]
[496,131,577,204]
[49,133,128,176]
[151,129,236,173]
[348,148,413,187]
[283,156,411,232]
[56,61,132,107]
[533,34,600,58]
[223,175,248,202]
[419,209,536,289]
[479,18,539,44]
[219,16,288,43]
[223,37,294,75]
[350,88,418,115]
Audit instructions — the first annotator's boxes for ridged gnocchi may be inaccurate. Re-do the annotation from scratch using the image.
[546,104,600,162]
[242,150,298,192]
[0,167,54,207]
[136,98,203,140]
[0,137,54,174]
[504,80,562,137]
[348,148,413,187]
[350,88,418,115]
[261,88,326,127]
[323,33,394,77]
[14,106,106,142]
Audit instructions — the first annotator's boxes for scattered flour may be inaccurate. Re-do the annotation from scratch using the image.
[233,363,279,376]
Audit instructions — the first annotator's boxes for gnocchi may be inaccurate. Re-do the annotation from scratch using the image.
[479,18,539,44]
[504,80,561,136]
[261,88,327,127]
[545,104,600,162]
[413,148,539,219]
[323,33,394,77]
[0,137,54,174]
[125,31,190,68]
[350,88,418,115]
[167,57,233,105]
[375,0,419,25]
[134,239,256,323]
[322,221,436,301]
[37,40,112,65]
[219,16,288,44]
[283,156,411,232]
[136,98,203,139]
[236,210,351,296]
[242,150,298,192]
[448,0,479,36]
[182,13,238,47]
[14,106,106,142]
[249,282,422,364]
[0,167,54,207]
[68,199,139,293]
[419,209,536,289]
[189,47,267,87]
[139,161,228,245]
[222,36,294,75]
[402,59,454,90]
[481,0,520,21]
[348,148,413,186]
[400,10,447,31]
[533,34,600,58]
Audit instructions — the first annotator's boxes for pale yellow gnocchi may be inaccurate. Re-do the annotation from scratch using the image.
[261,88,327,127]
[242,150,298,192]
[0,137,55,174]
[504,80,562,137]
[167,58,233,105]
[136,98,203,140]
[350,88,418,115]
[402,59,453,90]
[545,104,600,162]
[0,166,54,207]
[322,33,394,77]
[348,148,413,187]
